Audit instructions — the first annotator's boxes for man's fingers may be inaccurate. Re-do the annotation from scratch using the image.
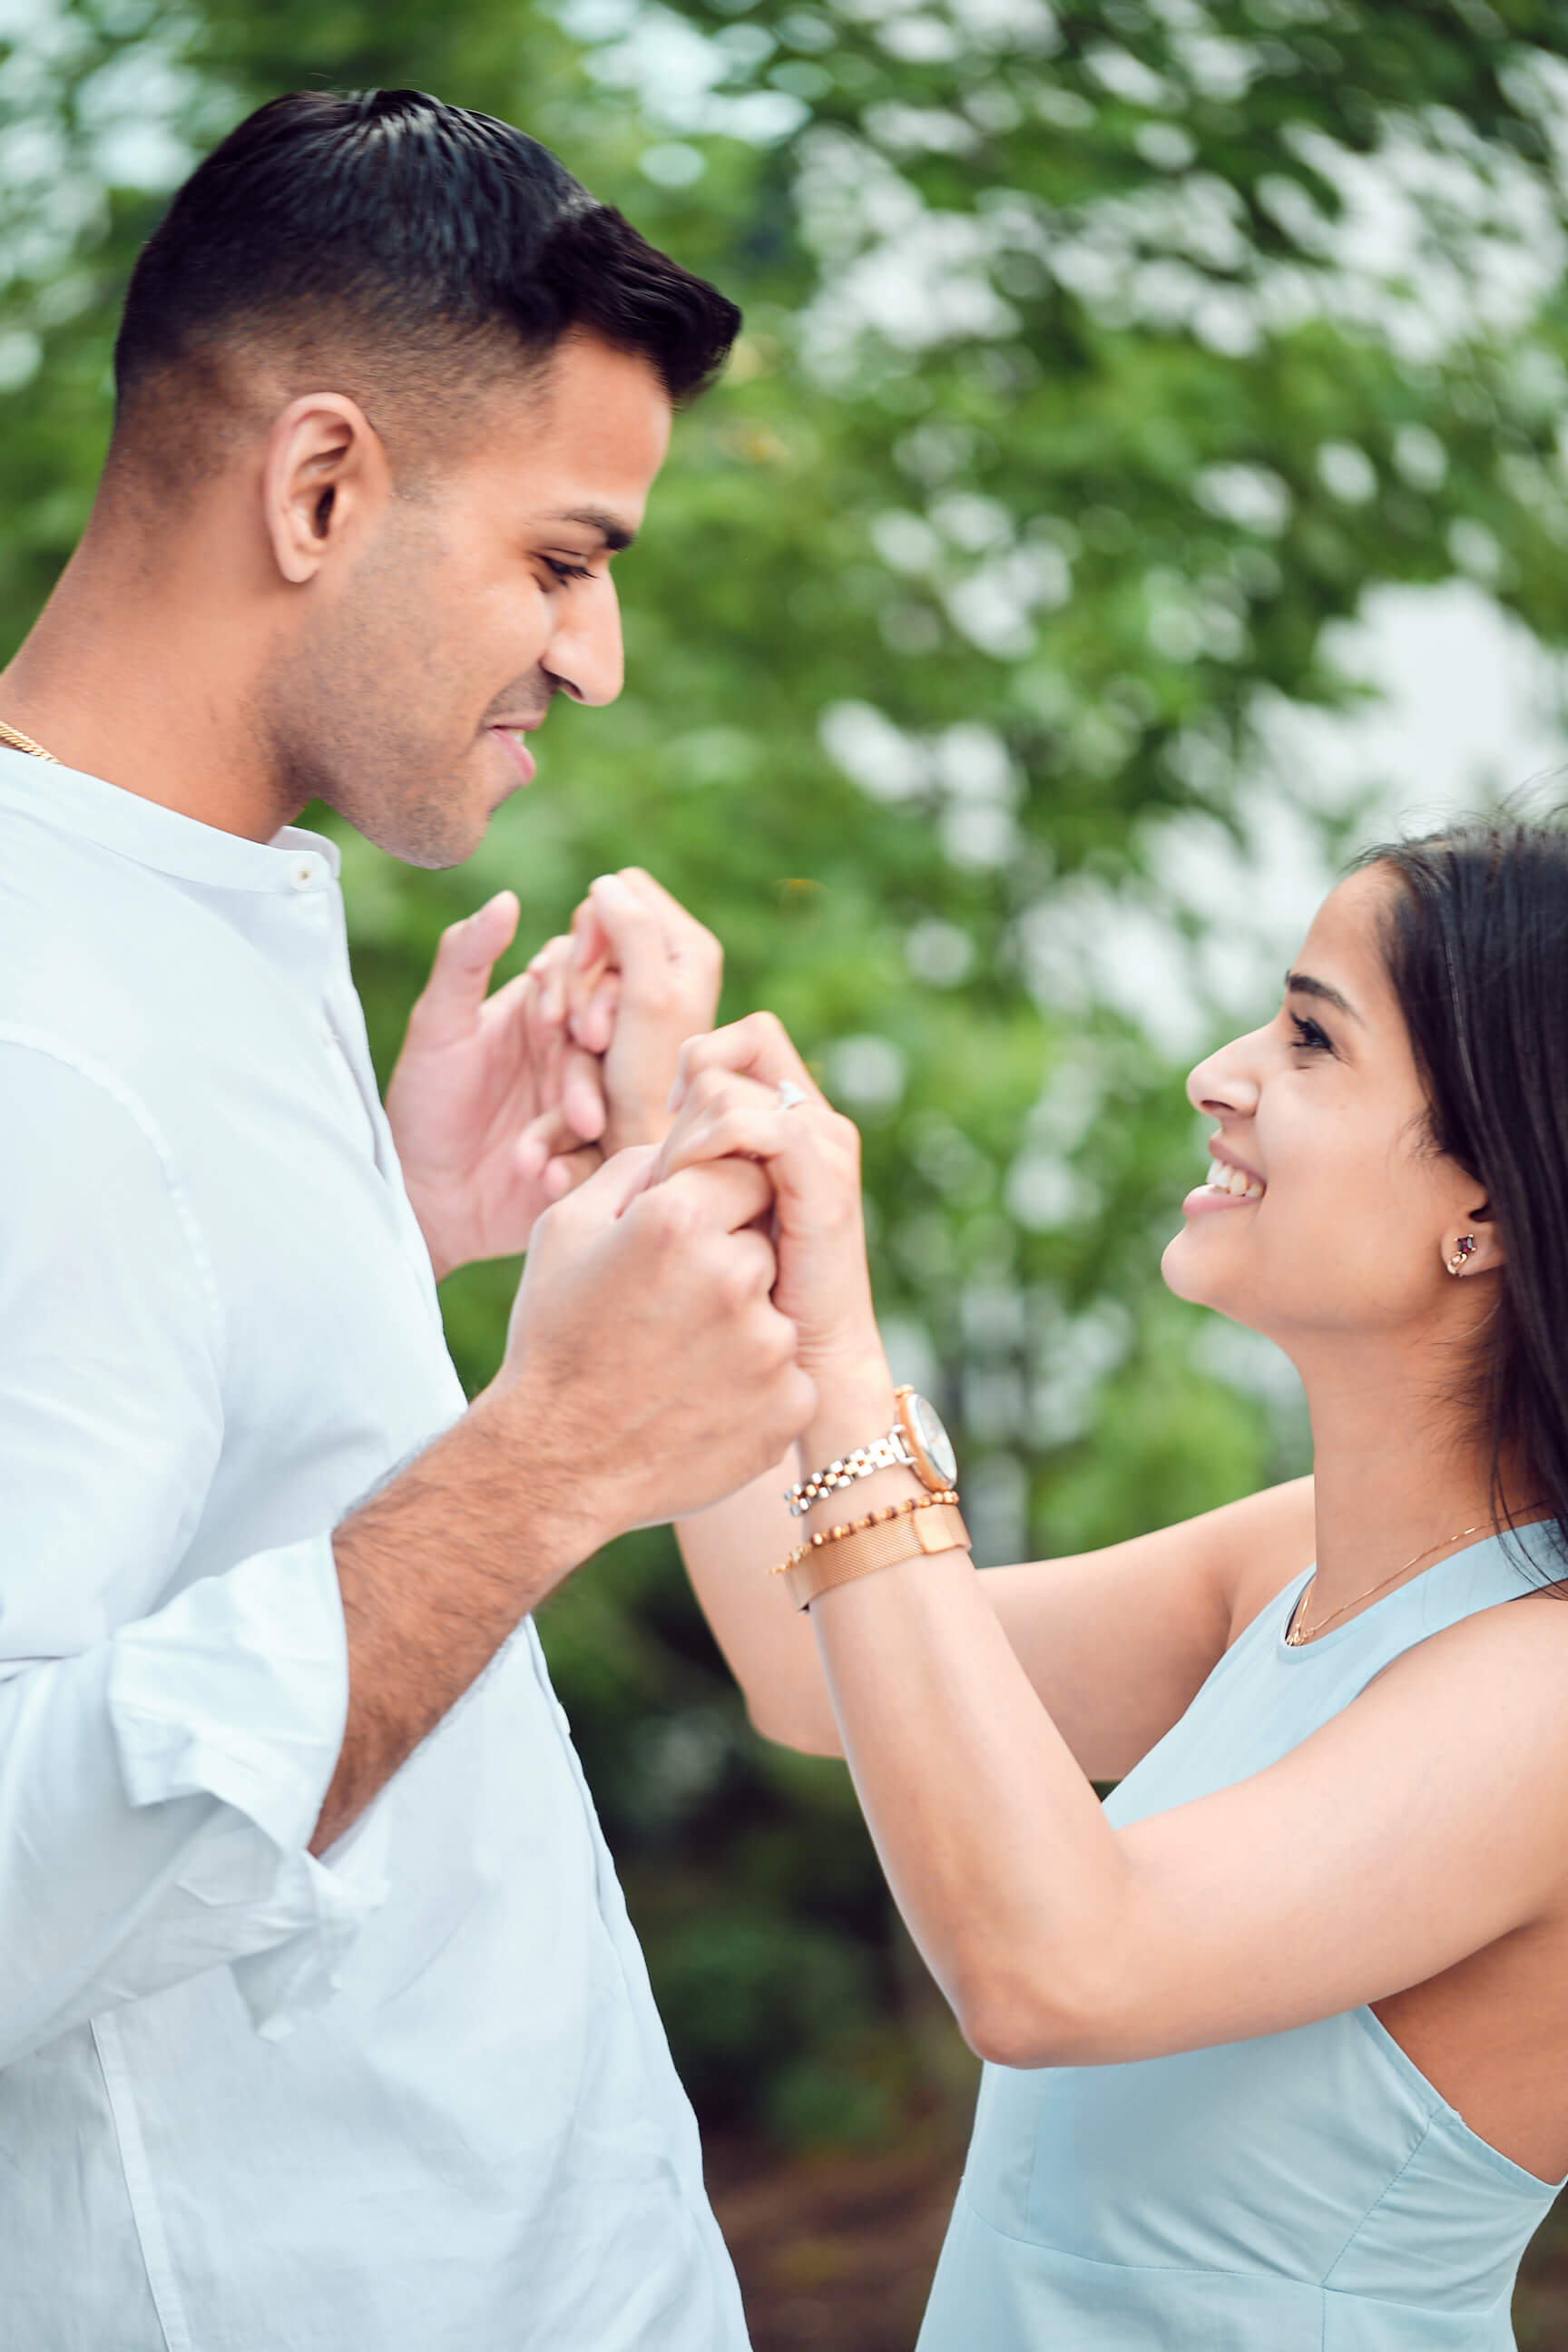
[516,1102,593,1180]
[527,931,579,1029]
[550,1142,659,1229]
[669,1013,821,1114]
[560,1041,608,1143]
[407,892,521,1046]
[540,1142,603,1201]
[569,895,614,973]
[569,972,620,1056]
[655,1154,774,1235]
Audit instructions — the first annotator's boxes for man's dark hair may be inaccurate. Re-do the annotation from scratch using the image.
[113,89,740,462]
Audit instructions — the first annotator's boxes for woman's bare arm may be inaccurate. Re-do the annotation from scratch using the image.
[678,1472,1317,1779]
[811,1531,1568,2073]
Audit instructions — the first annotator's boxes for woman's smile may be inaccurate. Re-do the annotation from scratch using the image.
[1182,1145,1268,1217]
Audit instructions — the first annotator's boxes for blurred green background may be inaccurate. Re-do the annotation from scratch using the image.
[9,0,1568,2339]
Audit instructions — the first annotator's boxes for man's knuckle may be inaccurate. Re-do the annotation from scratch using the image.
[647,1189,698,1247]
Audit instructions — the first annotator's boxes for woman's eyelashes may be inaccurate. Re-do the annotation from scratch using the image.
[1288,1008,1334,1055]
[542,556,593,584]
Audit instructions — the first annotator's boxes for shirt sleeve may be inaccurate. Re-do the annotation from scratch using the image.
[0,1036,387,2062]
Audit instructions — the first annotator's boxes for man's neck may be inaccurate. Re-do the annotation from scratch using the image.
[0,512,298,843]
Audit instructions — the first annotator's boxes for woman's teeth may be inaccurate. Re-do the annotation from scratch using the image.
[1205,1162,1266,1201]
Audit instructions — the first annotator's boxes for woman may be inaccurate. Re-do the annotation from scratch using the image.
[659,822,1568,2348]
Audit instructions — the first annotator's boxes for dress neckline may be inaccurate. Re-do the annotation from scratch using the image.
[1271,1524,1564,1663]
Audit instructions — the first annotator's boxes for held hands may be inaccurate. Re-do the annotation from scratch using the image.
[654,1014,890,1405]
[491,1145,816,1535]
[545,869,723,1160]
[388,872,874,1524]
[387,871,721,1281]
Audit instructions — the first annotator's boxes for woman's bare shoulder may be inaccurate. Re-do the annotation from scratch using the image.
[1205,1475,1317,1645]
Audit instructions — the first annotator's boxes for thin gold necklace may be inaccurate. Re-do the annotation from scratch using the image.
[0,718,58,763]
[1285,1523,1490,1646]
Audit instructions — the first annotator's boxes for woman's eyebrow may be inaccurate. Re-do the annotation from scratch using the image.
[1284,969,1361,1022]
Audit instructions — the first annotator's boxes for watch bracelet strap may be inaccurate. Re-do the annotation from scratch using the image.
[782,1502,971,1612]
[784,1428,908,1516]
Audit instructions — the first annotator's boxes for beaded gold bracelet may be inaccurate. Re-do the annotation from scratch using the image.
[770,1487,961,1578]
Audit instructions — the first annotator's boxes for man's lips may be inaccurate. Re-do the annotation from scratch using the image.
[486,725,537,787]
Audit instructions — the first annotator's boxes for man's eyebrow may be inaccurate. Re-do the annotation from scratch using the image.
[541,507,637,553]
[1285,968,1360,1021]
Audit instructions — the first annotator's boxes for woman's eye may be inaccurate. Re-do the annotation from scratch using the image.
[543,557,593,584]
[1289,1011,1331,1054]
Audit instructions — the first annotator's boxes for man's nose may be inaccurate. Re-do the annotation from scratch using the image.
[543,576,624,709]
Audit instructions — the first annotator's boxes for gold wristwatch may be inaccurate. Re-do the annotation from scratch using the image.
[782,1386,959,1517]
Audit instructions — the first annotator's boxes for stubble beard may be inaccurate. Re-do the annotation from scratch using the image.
[252,623,488,871]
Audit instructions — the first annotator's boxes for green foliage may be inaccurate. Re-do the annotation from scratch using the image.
[6,0,1568,2145]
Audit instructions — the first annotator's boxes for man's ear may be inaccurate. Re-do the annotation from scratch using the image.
[260,393,387,586]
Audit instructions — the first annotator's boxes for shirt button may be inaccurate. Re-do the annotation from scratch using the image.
[290,858,322,891]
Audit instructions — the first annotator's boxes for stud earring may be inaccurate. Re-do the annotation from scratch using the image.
[1446,1233,1478,1276]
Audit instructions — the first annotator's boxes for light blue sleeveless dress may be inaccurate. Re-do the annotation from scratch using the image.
[918,1525,1568,2350]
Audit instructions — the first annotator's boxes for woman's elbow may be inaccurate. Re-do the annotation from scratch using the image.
[953,1961,1124,2071]
[743,1694,845,1759]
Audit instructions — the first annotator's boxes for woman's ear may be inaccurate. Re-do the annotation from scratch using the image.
[1441,1205,1504,1279]
[260,393,386,586]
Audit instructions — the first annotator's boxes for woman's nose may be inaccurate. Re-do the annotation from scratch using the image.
[1186,1028,1265,1121]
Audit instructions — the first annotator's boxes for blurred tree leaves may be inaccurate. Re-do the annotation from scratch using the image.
[6,0,1568,2142]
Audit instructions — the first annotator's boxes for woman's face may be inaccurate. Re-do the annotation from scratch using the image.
[1161,866,1487,1351]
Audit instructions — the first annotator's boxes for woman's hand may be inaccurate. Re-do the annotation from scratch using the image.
[654,1013,889,1408]
[558,867,723,1156]
[514,867,725,1196]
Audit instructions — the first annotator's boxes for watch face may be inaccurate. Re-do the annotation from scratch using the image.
[909,1394,957,1487]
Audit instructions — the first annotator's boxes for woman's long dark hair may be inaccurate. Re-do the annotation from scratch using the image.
[1360,820,1568,1574]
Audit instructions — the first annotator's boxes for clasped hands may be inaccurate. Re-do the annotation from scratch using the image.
[386,869,892,1534]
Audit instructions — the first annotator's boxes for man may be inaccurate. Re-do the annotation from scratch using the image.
[0,89,811,2348]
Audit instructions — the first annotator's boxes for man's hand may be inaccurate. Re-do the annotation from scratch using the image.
[386,891,609,1281]
[318,1141,815,1847]
[495,1142,813,1529]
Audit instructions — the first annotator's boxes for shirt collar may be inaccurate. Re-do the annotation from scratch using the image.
[0,745,341,892]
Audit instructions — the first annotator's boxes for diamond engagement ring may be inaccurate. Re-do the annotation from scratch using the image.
[777,1080,808,1112]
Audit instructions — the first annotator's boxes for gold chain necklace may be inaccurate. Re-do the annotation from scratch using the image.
[1285,1523,1490,1645]
[0,718,58,763]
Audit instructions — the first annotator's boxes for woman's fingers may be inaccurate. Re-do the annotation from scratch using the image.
[654,1079,792,1185]
[669,1012,823,1116]
[655,1066,863,1242]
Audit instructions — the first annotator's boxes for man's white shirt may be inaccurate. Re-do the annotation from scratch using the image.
[0,745,749,2350]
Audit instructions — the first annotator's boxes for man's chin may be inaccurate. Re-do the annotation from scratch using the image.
[352,787,495,871]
